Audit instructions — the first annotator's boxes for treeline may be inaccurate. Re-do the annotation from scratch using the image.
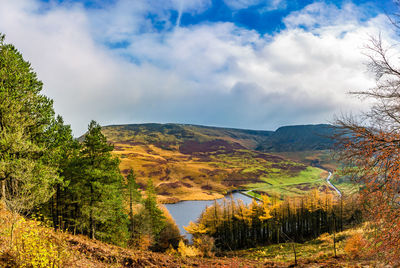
[0,34,179,250]
[186,190,362,250]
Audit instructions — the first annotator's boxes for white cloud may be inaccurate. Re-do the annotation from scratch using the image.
[0,0,395,136]
[88,0,211,42]
[284,2,360,29]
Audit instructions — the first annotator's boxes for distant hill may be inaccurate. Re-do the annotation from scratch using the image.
[102,123,337,153]
[97,123,336,203]
[102,123,273,151]
[256,124,338,152]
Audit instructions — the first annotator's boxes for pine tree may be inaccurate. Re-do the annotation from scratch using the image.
[77,120,128,245]
[143,178,165,242]
[0,34,57,214]
[41,116,79,229]
[125,169,142,243]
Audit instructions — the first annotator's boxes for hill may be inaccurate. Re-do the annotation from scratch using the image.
[101,123,336,202]
[256,124,337,152]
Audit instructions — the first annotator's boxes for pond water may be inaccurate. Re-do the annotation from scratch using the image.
[164,192,254,242]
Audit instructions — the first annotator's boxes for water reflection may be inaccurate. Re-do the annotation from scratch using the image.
[164,192,254,242]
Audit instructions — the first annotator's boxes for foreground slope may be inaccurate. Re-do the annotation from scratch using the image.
[101,123,333,202]
[0,204,377,267]
[0,203,264,267]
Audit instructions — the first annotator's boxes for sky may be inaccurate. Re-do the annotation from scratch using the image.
[0,0,398,136]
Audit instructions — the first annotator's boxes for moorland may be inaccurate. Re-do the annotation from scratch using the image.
[101,123,338,203]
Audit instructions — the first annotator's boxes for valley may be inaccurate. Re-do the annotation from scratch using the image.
[102,123,339,203]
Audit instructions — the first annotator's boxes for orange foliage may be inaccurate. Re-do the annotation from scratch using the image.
[336,27,400,264]
[344,233,367,259]
[339,127,400,264]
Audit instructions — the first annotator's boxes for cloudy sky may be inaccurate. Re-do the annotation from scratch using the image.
[0,0,398,136]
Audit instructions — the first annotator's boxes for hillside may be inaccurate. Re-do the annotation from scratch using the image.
[256,124,338,152]
[101,123,336,202]
[0,203,376,268]
[0,203,265,267]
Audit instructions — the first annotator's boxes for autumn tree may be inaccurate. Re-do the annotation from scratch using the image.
[186,192,358,251]
[335,3,400,264]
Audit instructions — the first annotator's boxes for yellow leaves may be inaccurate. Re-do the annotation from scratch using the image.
[304,188,322,212]
[235,200,254,226]
[10,218,69,268]
[177,240,201,257]
[184,221,208,235]
[259,195,273,221]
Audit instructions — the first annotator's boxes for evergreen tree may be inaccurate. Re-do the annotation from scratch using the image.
[76,120,128,245]
[0,34,57,214]
[143,178,165,242]
[125,169,142,244]
[40,116,80,229]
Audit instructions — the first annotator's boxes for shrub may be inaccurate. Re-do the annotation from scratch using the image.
[344,233,367,259]
[11,218,69,268]
[177,240,201,258]
[193,235,214,258]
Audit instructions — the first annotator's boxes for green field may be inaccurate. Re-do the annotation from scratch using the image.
[245,167,329,198]
[330,175,359,196]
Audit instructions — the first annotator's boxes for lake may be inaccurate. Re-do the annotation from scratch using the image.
[164,192,254,242]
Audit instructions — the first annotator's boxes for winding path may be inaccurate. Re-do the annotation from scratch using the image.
[326,171,342,197]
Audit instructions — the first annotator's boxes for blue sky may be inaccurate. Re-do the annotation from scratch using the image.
[0,0,398,135]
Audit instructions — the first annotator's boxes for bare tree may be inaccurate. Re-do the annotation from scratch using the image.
[336,3,400,264]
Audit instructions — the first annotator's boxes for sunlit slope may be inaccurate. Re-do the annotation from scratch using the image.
[102,124,330,203]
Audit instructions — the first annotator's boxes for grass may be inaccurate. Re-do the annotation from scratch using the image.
[264,167,325,185]
[225,224,379,266]
[330,175,360,196]
[275,150,339,171]
[245,167,329,199]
